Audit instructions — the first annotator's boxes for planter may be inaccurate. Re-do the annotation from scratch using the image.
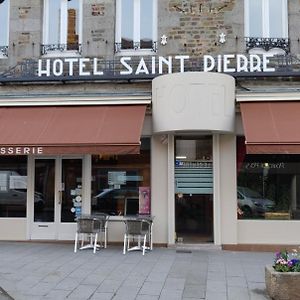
[265,265,300,300]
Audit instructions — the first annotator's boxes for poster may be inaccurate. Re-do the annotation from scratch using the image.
[139,187,150,215]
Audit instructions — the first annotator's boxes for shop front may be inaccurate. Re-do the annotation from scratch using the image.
[0,103,149,241]
[152,71,236,246]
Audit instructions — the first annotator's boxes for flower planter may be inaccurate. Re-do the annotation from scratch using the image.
[265,265,300,300]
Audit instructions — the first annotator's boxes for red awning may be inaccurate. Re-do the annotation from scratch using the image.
[0,105,146,155]
[240,102,300,154]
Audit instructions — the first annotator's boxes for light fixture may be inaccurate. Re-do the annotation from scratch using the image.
[176,156,187,159]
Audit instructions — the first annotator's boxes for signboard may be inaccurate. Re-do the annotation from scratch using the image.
[0,147,43,155]
[37,54,275,78]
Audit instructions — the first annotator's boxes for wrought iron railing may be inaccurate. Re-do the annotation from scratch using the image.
[0,46,8,57]
[245,37,290,53]
[41,43,82,55]
[115,41,157,53]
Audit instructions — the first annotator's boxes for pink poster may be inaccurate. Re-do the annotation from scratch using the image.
[139,187,151,215]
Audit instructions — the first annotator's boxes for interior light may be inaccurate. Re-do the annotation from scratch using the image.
[176,156,187,159]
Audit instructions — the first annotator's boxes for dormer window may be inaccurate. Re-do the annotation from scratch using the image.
[42,0,82,56]
[244,0,289,54]
[0,0,9,58]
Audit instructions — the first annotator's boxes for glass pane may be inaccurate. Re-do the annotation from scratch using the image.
[237,137,300,220]
[0,0,9,45]
[140,0,153,49]
[47,0,61,44]
[121,0,134,49]
[61,159,82,222]
[269,0,283,37]
[248,0,263,37]
[175,137,213,243]
[34,159,54,222]
[91,138,151,216]
[0,156,27,218]
[67,0,79,50]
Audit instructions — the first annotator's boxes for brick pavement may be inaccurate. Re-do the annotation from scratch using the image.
[0,242,273,300]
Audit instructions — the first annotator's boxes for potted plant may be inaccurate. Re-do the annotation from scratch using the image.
[265,250,300,300]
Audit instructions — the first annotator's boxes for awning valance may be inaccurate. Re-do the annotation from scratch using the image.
[0,105,146,155]
[240,102,300,154]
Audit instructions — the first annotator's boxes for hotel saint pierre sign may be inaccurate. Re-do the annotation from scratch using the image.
[1,53,299,83]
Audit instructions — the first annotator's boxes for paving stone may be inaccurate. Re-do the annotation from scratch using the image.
[0,242,276,300]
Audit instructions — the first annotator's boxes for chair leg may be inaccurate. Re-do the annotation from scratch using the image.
[93,233,98,254]
[123,234,127,254]
[74,232,78,253]
[149,224,153,250]
[104,228,107,249]
[142,235,146,255]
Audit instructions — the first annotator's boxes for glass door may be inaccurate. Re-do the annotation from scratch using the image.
[175,136,214,244]
[30,157,82,240]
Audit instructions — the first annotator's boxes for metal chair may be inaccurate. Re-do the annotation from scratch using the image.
[123,217,153,255]
[74,214,109,253]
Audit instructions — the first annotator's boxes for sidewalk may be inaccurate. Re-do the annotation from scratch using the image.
[0,242,273,300]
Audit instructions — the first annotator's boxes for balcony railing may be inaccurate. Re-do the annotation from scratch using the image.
[0,46,8,57]
[41,43,82,55]
[115,41,157,53]
[245,37,290,54]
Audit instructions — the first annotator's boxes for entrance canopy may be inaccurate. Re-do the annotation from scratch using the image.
[0,105,146,155]
[240,102,300,154]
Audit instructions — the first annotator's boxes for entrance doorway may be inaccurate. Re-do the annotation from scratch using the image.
[30,157,83,240]
[175,136,213,244]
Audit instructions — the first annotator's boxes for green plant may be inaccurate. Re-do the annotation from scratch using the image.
[273,249,300,272]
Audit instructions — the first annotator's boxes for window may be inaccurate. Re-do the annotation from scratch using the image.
[0,157,28,218]
[0,0,9,58]
[237,137,300,220]
[115,0,157,53]
[42,0,82,55]
[244,0,289,53]
[91,138,151,216]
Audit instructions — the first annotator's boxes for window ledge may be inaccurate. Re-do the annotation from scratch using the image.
[41,51,81,58]
[115,49,157,57]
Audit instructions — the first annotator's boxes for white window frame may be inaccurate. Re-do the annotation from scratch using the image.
[43,0,83,57]
[244,0,288,38]
[115,0,157,55]
[0,0,10,59]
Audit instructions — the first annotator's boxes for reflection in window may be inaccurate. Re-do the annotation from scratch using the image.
[0,156,27,218]
[43,0,82,54]
[116,0,157,52]
[91,138,151,216]
[237,137,300,220]
[0,0,9,58]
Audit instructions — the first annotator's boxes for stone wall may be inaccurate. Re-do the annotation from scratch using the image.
[1,0,300,78]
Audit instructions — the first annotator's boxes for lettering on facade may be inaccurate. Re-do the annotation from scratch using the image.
[37,54,275,78]
[245,162,285,169]
[0,147,44,155]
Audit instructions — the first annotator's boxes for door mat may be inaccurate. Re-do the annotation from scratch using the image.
[176,249,192,253]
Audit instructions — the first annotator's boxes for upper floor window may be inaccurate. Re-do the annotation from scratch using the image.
[115,0,157,54]
[42,0,82,56]
[244,0,289,54]
[0,0,9,58]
